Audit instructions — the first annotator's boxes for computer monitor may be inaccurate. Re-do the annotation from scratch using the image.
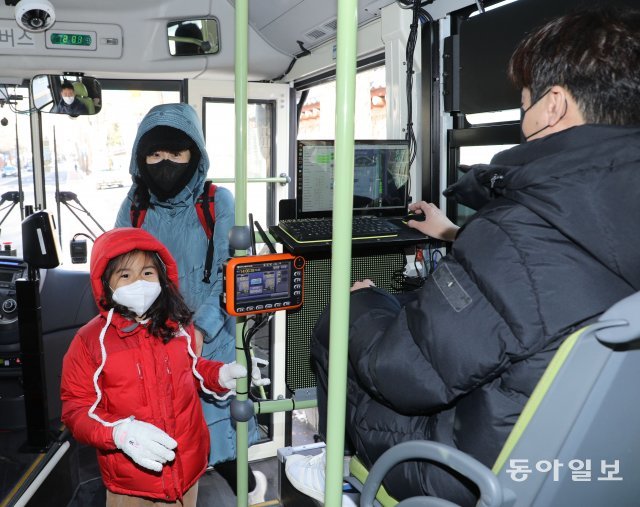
[296,140,410,218]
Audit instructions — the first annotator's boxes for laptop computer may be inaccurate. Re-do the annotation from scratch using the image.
[277,139,417,244]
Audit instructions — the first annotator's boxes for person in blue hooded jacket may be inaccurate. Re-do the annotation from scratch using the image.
[115,102,267,502]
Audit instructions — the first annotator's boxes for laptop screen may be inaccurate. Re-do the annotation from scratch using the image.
[296,140,410,218]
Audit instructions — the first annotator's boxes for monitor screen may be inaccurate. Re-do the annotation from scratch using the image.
[296,140,410,218]
[235,261,292,305]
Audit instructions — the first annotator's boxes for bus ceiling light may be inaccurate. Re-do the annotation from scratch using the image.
[15,0,56,33]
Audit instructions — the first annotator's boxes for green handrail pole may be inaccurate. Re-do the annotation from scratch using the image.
[235,0,250,505]
[325,0,358,506]
[253,398,317,415]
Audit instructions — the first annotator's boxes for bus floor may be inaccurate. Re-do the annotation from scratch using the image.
[66,409,319,506]
[67,444,280,507]
[0,406,319,507]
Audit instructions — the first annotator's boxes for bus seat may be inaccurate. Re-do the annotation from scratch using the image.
[0,265,97,430]
[356,290,640,507]
[72,81,95,114]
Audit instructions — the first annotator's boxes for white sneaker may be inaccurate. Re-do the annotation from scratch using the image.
[248,470,268,505]
[285,451,355,506]
[285,451,327,503]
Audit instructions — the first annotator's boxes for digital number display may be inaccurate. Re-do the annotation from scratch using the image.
[50,33,93,47]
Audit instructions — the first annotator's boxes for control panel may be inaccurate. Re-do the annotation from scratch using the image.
[221,253,304,316]
[0,258,27,327]
[0,257,28,368]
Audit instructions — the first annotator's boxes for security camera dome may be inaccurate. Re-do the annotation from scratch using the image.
[15,0,56,33]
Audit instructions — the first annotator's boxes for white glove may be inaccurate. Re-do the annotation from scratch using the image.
[112,419,177,472]
[218,358,271,392]
[250,357,271,387]
[218,362,247,392]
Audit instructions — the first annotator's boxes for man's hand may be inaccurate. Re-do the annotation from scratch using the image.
[112,419,177,472]
[407,201,459,242]
[351,279,376,292]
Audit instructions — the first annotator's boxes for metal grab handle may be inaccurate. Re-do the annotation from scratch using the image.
[208,172,291,186]
[360,441,506,507]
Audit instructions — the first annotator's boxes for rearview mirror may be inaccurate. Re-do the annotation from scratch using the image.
[30,74,102,116]
[168,18,220,56]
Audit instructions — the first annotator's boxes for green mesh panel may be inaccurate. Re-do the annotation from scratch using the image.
[285,252,406,392]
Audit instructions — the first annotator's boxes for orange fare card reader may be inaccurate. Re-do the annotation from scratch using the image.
[221,253,305,316]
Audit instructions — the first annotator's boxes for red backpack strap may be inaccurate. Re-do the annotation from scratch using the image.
[196,181,217,283]
[195,180,217,238]
[130,201,147,228]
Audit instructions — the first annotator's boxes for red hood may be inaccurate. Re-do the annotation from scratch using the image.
[90,228,179,314]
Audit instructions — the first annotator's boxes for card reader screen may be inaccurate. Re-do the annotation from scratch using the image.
[222,253,304,316]
[235,261,292,304]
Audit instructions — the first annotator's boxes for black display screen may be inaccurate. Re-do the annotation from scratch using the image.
[235,262,291,304]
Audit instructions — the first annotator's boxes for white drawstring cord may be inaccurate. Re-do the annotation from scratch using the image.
[179,325,233,401]
[87,314,231,428]
[88,308,133,427]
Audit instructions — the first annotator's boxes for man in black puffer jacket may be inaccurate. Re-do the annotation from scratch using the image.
[299,6,640,506]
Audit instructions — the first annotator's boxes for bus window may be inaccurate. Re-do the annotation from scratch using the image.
[204,100,275,228]
[0,89,33,257]
[40,87,180,265]
[297,65,387,140]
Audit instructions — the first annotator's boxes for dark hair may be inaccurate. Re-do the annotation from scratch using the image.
[175,23,205,55]
[100,249,193,342]
[508,6,640,125]
[61,80,75,91]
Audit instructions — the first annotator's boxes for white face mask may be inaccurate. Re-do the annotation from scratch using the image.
[111,280,161,317]
[62,96,75,105]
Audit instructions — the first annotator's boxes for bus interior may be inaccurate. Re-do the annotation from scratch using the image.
[0,0,638,506]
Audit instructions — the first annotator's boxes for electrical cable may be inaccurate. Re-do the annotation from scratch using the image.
[402,0,435,198]
[431,247,443,271]
[72,232,95,242]
[2,85,36,115]
[265,40,312,83]
[404,0,420,171]
[240,313,272,402]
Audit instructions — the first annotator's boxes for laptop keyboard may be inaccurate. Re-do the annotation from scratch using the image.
[278,216,400,243]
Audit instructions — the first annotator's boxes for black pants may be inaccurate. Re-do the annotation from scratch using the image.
[214,460,257,495]
[309,295,478,507]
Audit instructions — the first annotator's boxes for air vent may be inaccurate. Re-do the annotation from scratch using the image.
[304,16,337,43]
[323,19,337,31]
[306,28,327,40]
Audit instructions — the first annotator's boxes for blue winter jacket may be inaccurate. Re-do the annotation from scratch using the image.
[114,102,258,463]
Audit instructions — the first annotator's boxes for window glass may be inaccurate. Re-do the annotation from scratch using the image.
[204,100,274,227]
[297,65,387,140]
[466,109,520,125]
[40,88,180,265]
[455,143,516,226]
[0,88,34,257]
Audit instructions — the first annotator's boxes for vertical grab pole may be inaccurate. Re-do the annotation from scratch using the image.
[235,0,250,505]
[325,0,358,506]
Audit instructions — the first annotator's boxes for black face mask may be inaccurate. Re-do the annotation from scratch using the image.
[520,88,552,143]
[140,159,197,201]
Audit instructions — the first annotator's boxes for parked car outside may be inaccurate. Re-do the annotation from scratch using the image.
[95,167,125,189]
[1,165,17,178]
